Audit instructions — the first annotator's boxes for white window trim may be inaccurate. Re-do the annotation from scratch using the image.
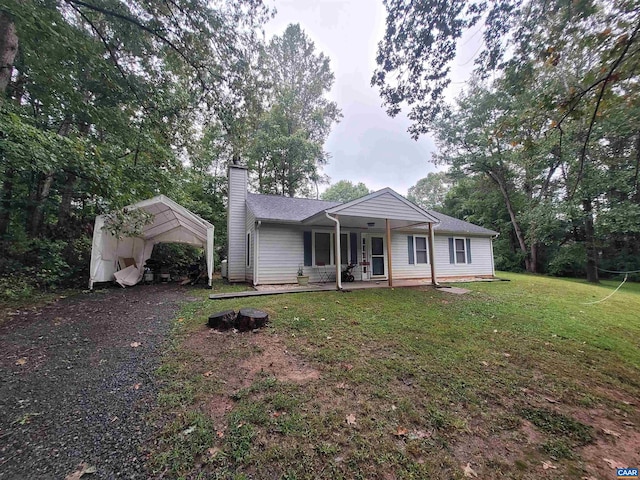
[312,230,350,266]
[454,237,467,265]
[412,235,429,265]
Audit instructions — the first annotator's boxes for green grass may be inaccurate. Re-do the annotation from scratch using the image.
[148,272,640,479]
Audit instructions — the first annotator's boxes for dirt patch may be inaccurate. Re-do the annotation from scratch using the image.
[184,325,320,425]
[238,333,321,384]
[569,407,640,479]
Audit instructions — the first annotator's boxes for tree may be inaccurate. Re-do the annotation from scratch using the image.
[321,181,370,202]
[407,172,451,211]
[248,24,341,197]
[0,0,270,287]
[374,0,640,281]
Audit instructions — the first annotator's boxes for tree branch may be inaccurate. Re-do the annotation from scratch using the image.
[568,18,640,199]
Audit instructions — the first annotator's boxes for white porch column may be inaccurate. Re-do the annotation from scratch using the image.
[428,222,437,285]
[386,218,393,287]
[325,212,342,290]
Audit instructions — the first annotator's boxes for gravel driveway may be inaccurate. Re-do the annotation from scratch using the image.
[0,284,192,479]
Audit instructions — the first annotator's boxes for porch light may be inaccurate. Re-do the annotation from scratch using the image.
[367,222,375,227]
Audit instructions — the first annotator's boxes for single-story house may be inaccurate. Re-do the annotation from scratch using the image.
[226,165,498,288]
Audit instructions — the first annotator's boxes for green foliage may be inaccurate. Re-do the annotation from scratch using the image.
[149,243,203,278]
[102,208,154,239]
[0,0,273,288]
[248,24,341,197]
[375,0,640,280]
[321,180,370,202]
[407,172,451,211]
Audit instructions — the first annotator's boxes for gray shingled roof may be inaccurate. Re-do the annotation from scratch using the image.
[246,193,497,236]
[247,193,341,222]
[427,210,498,236]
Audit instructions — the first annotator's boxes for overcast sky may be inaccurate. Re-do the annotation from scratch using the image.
[264,0,475,196]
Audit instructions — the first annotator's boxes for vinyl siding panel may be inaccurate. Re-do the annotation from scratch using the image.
[336,192,429,222]
[227,167,247,281]
[245,209,255,282]
[254,225,495,284]
[433,235,494,277]
[257,225,361,284]
[257,225,305,284]
[391,232,432,279]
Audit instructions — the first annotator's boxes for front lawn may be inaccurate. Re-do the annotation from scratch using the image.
[148,273,640,479]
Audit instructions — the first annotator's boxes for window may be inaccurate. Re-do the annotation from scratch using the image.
[340,233,348,265]
[315,232,331,265]
[246,232,251,267]
[415,236,428,264]
[311,231,352,266]
[455,238,466,264]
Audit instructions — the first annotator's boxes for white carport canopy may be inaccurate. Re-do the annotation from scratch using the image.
[89,195,214,289]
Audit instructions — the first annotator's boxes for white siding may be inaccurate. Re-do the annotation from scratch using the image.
[391,232,432,279]
[254,225,495,285]
[336,192,429,222]
[227,166,247,282]
[433,235,494,277]
[256,225,356,284]
[245,209,255,282]
[257,224,305,284]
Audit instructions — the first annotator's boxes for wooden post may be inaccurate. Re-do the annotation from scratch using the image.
[386,218,393,287]
[428,222,437,285]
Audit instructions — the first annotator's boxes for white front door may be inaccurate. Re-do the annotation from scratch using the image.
[368,235,386,279]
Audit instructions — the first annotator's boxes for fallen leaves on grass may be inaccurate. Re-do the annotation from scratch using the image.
[130,342,141,348]
[15,358,27,366]
[207,447,221,458]
[216,430,224,438]
[480,361,489,367]
[394,426,408,437]
[503,353,511,358]
[603,458,624,469]
[65,463,97,479]
[346,414,356,426]
[542,461,557,470]
[408,429,431,440]
[463,463,478,478]
[177,318,184,323]
[203,371,214,377]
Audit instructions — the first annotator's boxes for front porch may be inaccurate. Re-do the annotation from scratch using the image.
[300,188,440,290]
[208,277,497,300]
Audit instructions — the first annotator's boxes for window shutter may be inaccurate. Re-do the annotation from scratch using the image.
[407,236,414,264]
[350,232,358,264]
[448,237,455,264]
[303,231,312,266]
[466,238,472,264]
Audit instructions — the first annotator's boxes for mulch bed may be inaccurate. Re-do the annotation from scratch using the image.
[0,284,192,479]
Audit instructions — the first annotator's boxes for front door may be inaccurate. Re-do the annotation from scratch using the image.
[369,235,386,278]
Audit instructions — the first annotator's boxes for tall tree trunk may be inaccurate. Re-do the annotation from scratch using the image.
[486,170,534,272]
[30,116,73,236]
[0,10,19,95]
[0,167,14,235]
[56,172,77,231]
[583,198,599,283]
